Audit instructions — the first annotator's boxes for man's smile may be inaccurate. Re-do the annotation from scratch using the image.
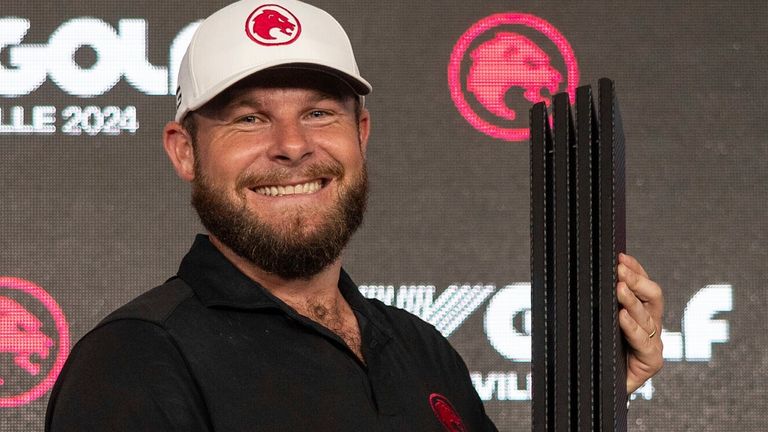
[251,178,329,197]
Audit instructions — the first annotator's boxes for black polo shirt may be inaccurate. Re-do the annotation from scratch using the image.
[46,235,498,431]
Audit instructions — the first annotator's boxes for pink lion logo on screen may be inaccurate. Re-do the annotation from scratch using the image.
[246,4,301,46]
[0,277,69,407]
[467,32,562,121]
[448,13,579,142]
[0,296,54,384]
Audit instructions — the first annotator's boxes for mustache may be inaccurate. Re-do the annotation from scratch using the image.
[235,161,345,189]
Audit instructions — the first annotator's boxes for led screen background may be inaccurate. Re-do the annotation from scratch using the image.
[2,0,766,430]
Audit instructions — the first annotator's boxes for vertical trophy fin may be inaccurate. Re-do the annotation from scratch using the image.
[575,84,598,432]
[552,92,574,432]
[530,101,553,432]
[598,78,628,432]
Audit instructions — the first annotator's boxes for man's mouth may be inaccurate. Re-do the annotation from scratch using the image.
[252,179,326,197]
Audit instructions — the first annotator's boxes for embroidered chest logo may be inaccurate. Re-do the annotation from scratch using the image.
[429,393,467,432]
[245,4,302,46]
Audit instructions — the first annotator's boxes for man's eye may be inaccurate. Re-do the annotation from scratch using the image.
[239,115,258,123]
[308,110,330,119]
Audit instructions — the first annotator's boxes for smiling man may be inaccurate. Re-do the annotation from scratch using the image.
[174,69,372,362]
[45,0,663,431]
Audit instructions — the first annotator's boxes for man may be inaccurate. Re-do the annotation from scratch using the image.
[45,0,664,430]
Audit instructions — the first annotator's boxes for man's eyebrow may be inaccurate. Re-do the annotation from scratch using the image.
[220,90,350,115]
[306,91,343,104]
[227,97,265,111]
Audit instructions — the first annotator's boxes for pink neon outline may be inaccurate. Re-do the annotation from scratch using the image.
[0,277,70,408]
[448,13,579,142]
[245,4,302,47]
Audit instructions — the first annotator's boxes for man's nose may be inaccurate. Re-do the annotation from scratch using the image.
[267,120,314,165]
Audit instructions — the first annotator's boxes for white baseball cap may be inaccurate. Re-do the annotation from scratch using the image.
[175,0,372,122]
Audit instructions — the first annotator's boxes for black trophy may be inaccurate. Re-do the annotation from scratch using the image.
[530,78,627,432]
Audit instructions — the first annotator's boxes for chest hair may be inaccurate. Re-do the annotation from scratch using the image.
[293,299,365,363]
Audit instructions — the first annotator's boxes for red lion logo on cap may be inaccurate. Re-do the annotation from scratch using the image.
[0,296,53,385]
[252,9,296,40]
[246,4,302,46]
[467,32,562,121]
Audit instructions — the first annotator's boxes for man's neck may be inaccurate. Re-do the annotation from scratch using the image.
[207,234,345,307]
[208,234,365,363]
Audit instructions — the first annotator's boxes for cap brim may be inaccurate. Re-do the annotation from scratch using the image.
[267,63,371,96]
[179,61,371,121]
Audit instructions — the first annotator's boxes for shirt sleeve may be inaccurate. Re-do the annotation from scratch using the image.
[448,343,500,432]
[45,319,212,432]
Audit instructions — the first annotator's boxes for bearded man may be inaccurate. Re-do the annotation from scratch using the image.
[45,0,664,431]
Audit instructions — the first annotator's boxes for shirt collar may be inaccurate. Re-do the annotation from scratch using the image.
[177,234,393,338]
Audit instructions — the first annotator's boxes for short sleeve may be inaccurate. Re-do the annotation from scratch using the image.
[448,341,500,432]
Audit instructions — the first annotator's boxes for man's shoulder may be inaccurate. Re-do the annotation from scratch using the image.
[51,277,199,391]
[46,278,210,432]
[98,277,196,328]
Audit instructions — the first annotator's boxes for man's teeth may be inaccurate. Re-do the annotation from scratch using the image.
[254,180,323,197]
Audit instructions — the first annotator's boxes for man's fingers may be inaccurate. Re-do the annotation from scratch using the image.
[616,281,655,335]
[619,308,662,356]
[619,253,648,278]
[617,264,664,324]
[616,255,665,394]
[620,308,664,394]
[617,264,664,312]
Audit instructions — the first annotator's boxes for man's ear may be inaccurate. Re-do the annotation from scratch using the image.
[357,108,371,156]
[163,121,196,182]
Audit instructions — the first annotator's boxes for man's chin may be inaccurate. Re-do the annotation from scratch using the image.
[252,207,340,238]
[210,231,340,281]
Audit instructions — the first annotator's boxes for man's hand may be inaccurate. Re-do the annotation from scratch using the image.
[616,253,664,394]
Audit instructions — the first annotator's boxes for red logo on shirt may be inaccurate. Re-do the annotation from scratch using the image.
[0,277,70,407]
[429,393,467,432]
[245,4,302,46]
